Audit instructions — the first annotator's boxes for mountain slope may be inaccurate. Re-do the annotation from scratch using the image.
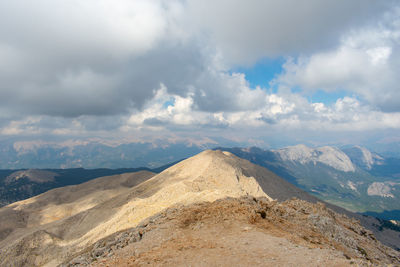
[0,167,155,207]
[342,146,384,170]
[0,171,156,242]
[0,150,272,266]
[0,161,182,208]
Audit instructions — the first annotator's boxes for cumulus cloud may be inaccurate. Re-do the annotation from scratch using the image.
[277,7,400,111]
[122,84,400,134]
[0,0,276,118]
[2,88,400,148]
[0,0,183,116]
[0,0,395,118]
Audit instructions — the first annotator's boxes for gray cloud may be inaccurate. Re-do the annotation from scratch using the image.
[1,0,394,119]
[186,0,391,65]
[0,0,400,147]
[0,0,179,117]
[0,0,260,118]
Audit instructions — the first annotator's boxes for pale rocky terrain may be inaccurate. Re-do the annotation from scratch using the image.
[63,197,400,266]
[0,171,155,238]
[0,150,272,266]
[0,150,399,266]
[0,170,156,266]
[367,182,399,198]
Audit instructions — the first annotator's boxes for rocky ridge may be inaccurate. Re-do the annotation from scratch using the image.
[62,197,400,266]
[273,144,356,172]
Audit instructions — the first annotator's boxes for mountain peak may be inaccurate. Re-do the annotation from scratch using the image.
[273,144,314,161]
[157,149,272,201]
[274,145,355,172]
[343,146,384,170]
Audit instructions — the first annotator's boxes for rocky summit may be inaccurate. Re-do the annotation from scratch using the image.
[64,197,399,266]
[0,150,399,266]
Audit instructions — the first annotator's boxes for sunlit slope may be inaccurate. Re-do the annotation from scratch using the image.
[0,150,273,266]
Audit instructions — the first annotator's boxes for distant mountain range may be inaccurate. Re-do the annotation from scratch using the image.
[218,145,400,218]
[0,140,203,169]
[2,140,400,220]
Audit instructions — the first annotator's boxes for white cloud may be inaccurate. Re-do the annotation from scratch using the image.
[0,0,185,117]
[2,91,400,148]
[366,47,392,65]
[121,85,400,134]
[1,117,43,135]
[127,85,197,127]
[277,8,400,112]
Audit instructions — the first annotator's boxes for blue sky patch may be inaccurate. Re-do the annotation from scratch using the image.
[162,99,175,109]
[231,57,285,89]
[308,90,349,105]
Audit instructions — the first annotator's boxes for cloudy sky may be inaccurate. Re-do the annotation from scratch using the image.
[1,0,400,148]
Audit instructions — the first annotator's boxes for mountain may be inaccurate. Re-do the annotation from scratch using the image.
[0,140,204,169]
[341,146,400,179]
[274,144,355,172]
[4,143,398,220]
[0,150,270,266]
[217,145,400,217]
[342,146,385,170]
[3,138,400,219]
[0,150,399,266]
